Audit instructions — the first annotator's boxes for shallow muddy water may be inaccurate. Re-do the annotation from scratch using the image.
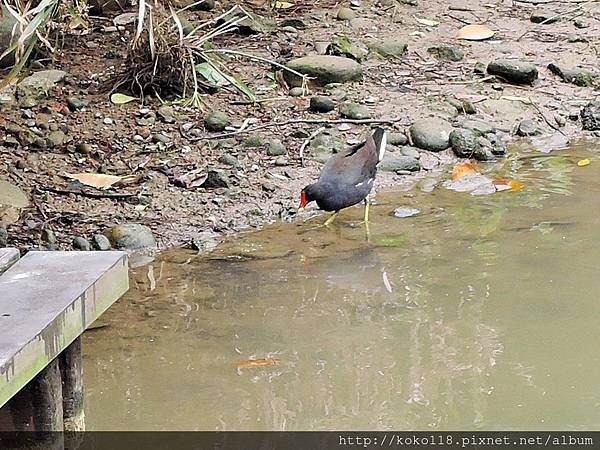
[83,142,600,430]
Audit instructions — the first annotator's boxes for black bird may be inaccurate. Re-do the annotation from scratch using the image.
[299,127,387,225]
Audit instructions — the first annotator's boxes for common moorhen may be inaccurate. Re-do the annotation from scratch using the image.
[299,127,387,225]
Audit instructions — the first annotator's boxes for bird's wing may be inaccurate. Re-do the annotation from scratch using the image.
[319,134,379,186]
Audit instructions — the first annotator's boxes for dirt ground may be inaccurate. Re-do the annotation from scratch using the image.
[0,0,598,251]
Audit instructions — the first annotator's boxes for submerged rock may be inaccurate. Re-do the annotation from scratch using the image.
[284,55,363,87]
[104,223,157,250]
[487,59,538,85]
[393,206,420,218]
[409,118,452,151]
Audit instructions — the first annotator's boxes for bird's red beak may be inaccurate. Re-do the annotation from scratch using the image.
[298,191,307,211]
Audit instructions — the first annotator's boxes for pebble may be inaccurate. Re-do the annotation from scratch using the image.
[310,96,336,113]
[337,7,356,20]
[92,234,112,250]
[72,236,92,251]
[394,206,420,218]
[103,117,114,125]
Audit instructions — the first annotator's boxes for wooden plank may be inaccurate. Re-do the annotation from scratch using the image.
[0,251,128,409]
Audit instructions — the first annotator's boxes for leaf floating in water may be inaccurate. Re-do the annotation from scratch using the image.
[236,358,279,370]
[577,159,591,167]
[452,161,480,180]
[110,93,137,104]
[455,24,495,40]
[494,179,526,192]
[414,16,439,27]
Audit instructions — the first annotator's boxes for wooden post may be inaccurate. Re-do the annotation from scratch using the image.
[59,337,85,432]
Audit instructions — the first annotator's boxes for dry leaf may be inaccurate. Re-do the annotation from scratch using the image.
[274,1,294,8]
[414,16,439,27]
[494,179,526,192]
[577,159,590,167]
[237,358,279,369]
[455,24,495,41]
[173,168,208,189]
[65,173,132,190]
[452,161,480,180]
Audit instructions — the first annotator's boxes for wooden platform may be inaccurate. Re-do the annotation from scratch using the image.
[0,251,128,412]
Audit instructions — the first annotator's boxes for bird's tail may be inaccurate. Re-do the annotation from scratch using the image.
[372,128,387,162]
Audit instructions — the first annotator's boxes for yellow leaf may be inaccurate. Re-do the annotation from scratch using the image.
[455,24,495,40]
[494,179,526,192]
[65,173,132,190]
[414,16,439,27]
[577,159,590,167]
[452,161,480,180]
[110,93,137,104]
[274,1,293,8]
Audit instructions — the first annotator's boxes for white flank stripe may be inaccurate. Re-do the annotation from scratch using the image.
[355,181,364,187]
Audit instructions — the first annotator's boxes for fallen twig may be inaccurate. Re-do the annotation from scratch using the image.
[528,98,567,136]
[39,186,135,199]
[516,0,597,41]
[180,117,407,141]
[299,127,325,167]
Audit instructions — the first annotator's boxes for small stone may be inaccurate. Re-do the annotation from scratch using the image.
[104,223,156,250]
[581,101,600,131]
[400,146,420,159]
[289,87,305,97]
[41,228,57,245]
[46,130,66,148]
[292,129,311,139]
[262,182,276,192]
[379,154,421,172]
[218,152,239,166]
[152,133,171,144]
[282,26,298,33]
[284,55,363,87]
[310,95,336,113]
[460,119,496,136]
[136,112,156,127]
[243,135,265,147]
[157,105,176,123]
[329,36,368,62]
[72,236,92,251]
[450,128,479,158]
[92,234,111,250]
[133,135,145,143]
[530,10,559,24]
[368,39,408,59]
[409,118,453,151]
[573,19,589,29]
[204,111,230,132]
[67,97,88,111]
[427,46,464,62]
[388,132,408,146]
[554,113,566,127]
[314,41,330,55]
[103,117,114,125]
[394,206,420,218]
[75,142,93,154]
[517,119,542,136]
[547,63,594,87]
[267,139,287,156]
[340,102,370,119]
[474,61,486,74]
[487,59,538,85]
[0,228,7,247]
[337,7,355,20]
[203,169,231,188]
[274,156,289,166]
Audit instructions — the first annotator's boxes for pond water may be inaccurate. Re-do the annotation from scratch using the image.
[83,141,600,430]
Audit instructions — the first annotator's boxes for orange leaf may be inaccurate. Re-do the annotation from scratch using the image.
[452,161,480,180]
[236,358,279,369]
[494,179,526,192]
[455,24,495,40]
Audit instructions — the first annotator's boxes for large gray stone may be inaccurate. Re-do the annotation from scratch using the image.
[16,70,67,102]
[487,59,538,85]
[409,118,452,151]
[368,39,408,59]
[450,128,479,158]
[379,154,421,172]
[340,102,370,119]
[284,55,363,87]
[103,223,156,250]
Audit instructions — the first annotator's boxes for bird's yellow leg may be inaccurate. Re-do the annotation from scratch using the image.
[323,212,339,227]
[363,199,370,223]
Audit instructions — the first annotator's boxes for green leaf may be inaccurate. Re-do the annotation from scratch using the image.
[195,62,228,85]
[110,93,137,104]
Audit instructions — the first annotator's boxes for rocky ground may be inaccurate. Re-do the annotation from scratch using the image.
[0,0,599,254]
